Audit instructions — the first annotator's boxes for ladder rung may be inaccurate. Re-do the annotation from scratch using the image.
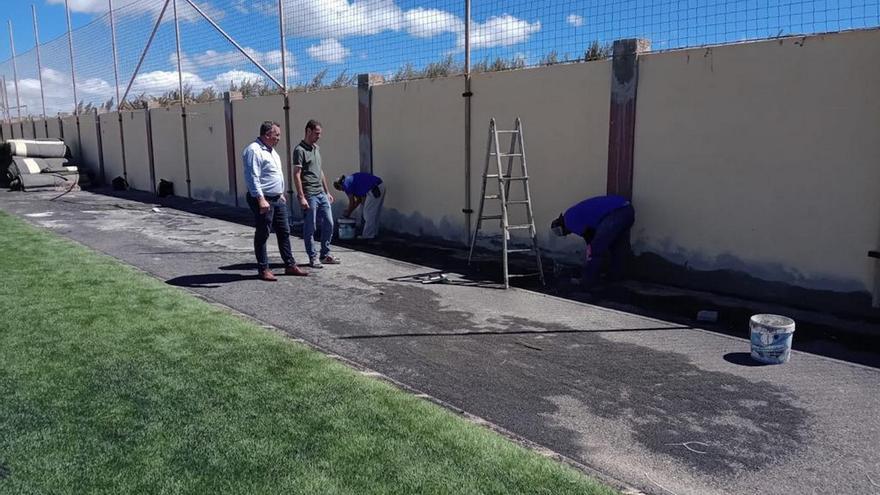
[507,200,530,205]
[506,248,534,253]
[507,224,533,230]
[480,214,503,220]
[508,272,542,278]
[496,130,519,133]
[484,194,500,200]
[489,153,523,157]
[485,174,528,180]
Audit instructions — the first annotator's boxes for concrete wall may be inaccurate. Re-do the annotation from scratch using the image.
[372,76,466,240]
[121,110,152,192]
[632,30,880,307]
[10,122,20,139]
[21,121,35,139]
[186,100,231,204]
[47,118,62,139]
[78,113,102,180]
[99,112,124,181]
[232,94,285,204]
[1,123,11,140]
[289,87,360,216]
[61,116,80,161]
[150,106,186,197]
[34,119,48,139]
[470,62,612,255]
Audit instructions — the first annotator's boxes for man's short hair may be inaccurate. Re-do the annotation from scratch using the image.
[259,121,280,136]
[305,119,322,132]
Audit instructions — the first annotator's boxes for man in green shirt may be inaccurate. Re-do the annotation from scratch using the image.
[293,119,339,268]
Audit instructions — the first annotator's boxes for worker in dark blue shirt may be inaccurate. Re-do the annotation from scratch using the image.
[333,172,386,239]
[551,195,635,288]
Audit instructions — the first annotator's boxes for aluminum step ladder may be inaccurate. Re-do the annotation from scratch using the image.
[468,117,545,289]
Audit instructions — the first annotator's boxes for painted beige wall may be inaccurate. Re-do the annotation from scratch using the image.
[99,112,124,181]
[186,100,232,204]
[470,62,611,254]
[78,113,102,178]
[34,120,48,139]
[633,30,880,293]
[289,87,359,215]
[232,94,285,204]
[150,106,186,196]
[121,110,152,192]
[372,76,466,240]
[61,116,80,161]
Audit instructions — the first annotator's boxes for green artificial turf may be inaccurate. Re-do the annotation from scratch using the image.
[0,211,616,495]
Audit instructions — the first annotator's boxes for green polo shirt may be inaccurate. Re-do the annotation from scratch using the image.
[293,140,324,197]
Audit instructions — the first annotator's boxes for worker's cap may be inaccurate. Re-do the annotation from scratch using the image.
[332,175,346,190]
[550,214,565,236]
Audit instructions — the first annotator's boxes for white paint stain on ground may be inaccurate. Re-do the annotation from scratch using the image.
[24,212,53,217]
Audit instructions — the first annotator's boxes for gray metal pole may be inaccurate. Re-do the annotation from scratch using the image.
[108,0,121,105]
[172,0,184,102]
[463,0,473,244]
[32,5,47,119]
[172,0,192,197]
[109,0,127,185]
[8,20,22,120]
[278,0,288,90]
[64,0,78,114]
[1,76,9,122]
[279,0,294,215]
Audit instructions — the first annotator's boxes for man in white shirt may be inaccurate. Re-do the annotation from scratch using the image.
[243,121,308,281]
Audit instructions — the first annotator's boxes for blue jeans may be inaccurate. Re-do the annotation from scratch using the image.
[246,193,295,271]
[583,205,635,288]
[302,192,334,259]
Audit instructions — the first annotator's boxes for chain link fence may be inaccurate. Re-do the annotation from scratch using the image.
[1,0,878,117]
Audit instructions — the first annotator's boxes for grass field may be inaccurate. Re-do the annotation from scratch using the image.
[0,211,616,495]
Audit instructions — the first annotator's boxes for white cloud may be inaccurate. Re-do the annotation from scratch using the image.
[566,14,584,27]
[211,70,265,88]
[130,70,206,95]
[467,15,542,50]
[173,47,297,84]
[4,67,112,116]
[307,39,350,64]
[47,0,224,23]
[283,0,403,39]
[404,8,462,38]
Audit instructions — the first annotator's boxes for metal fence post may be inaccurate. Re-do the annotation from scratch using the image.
[32,5,47,121]
[279,0,295,217]
[108,0,127,183]
[224,91,240,207]
[172,0,193,198]
[463,0,473,244]
[64,0,83,163]
[7,20,22,121]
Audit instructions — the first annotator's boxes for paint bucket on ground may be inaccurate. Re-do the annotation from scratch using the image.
[338,218,356,240]
[749,314,795,364]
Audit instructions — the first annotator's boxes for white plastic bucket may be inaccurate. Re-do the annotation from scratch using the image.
[338,218,356,240]
[749,314,795,364]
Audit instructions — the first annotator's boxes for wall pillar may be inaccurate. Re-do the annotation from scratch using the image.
[607,38,650,199]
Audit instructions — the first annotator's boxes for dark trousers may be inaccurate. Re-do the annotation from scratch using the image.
[247,193,295,271]
[583,205,635,288]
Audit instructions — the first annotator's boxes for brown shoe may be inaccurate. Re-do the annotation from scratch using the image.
[284,265,309,277]
[258,269,277,282]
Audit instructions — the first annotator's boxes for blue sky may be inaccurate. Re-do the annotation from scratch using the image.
[0,0,877,115]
